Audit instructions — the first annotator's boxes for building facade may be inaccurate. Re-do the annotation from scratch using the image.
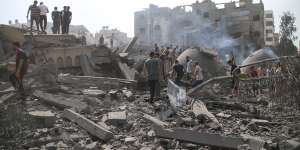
[134,0,265,50]
[264,10,275,47]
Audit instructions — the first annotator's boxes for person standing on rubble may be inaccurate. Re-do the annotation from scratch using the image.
[185,56,193,81]
[192,62,203,88]
[52,7,61,34]
[172,60,184,85]
[61,6,67,34]
[38,2,49,34]
[27,0,41,33]
[143,52,161,103]
[65,6,72,34]
[228,57,240,96]
[9,42,28,96]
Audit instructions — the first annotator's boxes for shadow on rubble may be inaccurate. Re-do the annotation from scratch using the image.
[0,95,36,149]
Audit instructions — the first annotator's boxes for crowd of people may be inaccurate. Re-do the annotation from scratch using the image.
[143,44,204,103]
[27,0,72,34]
[228,55,285,97]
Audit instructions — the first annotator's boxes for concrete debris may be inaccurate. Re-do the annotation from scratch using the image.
[1,25,300,150]
[192,100,221,129]
[103,111,127,127]
[153,124,265,150]
[82,88,105,97]
[0,92,15,104]
[124,136,137,143]
[28,111,56,128]
[143,113,169,128]
[33,90,88,111]
[62,109,114,141]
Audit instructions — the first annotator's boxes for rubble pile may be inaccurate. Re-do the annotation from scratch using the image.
[0,23,299,150]
[1,70,300,150]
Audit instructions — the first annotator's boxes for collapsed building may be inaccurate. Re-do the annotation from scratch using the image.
[135,0,265,63]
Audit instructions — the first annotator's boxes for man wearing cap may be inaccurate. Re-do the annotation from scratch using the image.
[38,2,49,33]
[52,7,61,34]
[27,0,41,33]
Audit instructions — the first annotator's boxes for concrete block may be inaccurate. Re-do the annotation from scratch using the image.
[28,111,56,128]
[104,111,127,126]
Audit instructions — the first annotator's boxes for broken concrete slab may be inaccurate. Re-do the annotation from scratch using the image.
[216,112,232,118]
[62,109,114,141]
[0,87,16,96]
[192,100,221,128]
[28,111,56,128]
[124,136,137,144]
[143,113,169,128]
[167,79,187,110]
[153,125,265,150]
[33,90,87,111]
[103,111,127,126]
[80,55,95,76]
[117,61,136,81]
[82,89,105,97]
[58,75,137,90]
[0,92,15,104]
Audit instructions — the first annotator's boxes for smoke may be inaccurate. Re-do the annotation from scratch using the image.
[173,15,256,65]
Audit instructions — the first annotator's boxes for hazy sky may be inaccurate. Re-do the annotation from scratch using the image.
[0,0,299,43]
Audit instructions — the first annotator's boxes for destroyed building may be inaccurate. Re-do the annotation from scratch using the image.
[264,10,276,47]
[95,26,131,49]
[135,0,265,62]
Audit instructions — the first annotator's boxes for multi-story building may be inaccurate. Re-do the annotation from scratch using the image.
[135,0,265,50]
[264,10,275,47]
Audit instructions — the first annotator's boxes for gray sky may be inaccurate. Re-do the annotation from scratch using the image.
[0,0,299,45]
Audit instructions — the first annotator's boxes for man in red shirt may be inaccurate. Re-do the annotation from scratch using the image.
[9,42,28,95]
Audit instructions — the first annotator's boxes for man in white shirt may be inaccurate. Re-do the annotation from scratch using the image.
[39,2,49,33]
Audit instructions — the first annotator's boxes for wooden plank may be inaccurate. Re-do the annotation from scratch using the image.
[62,109,114,141]
[33,90,87,111]
[153,125,265,150]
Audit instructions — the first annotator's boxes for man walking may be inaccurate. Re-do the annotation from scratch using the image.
[39,2,49,34]
[27,0,41,33]
[52,7,61,34]
[144,52,161,103]
[9,42,28,96]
